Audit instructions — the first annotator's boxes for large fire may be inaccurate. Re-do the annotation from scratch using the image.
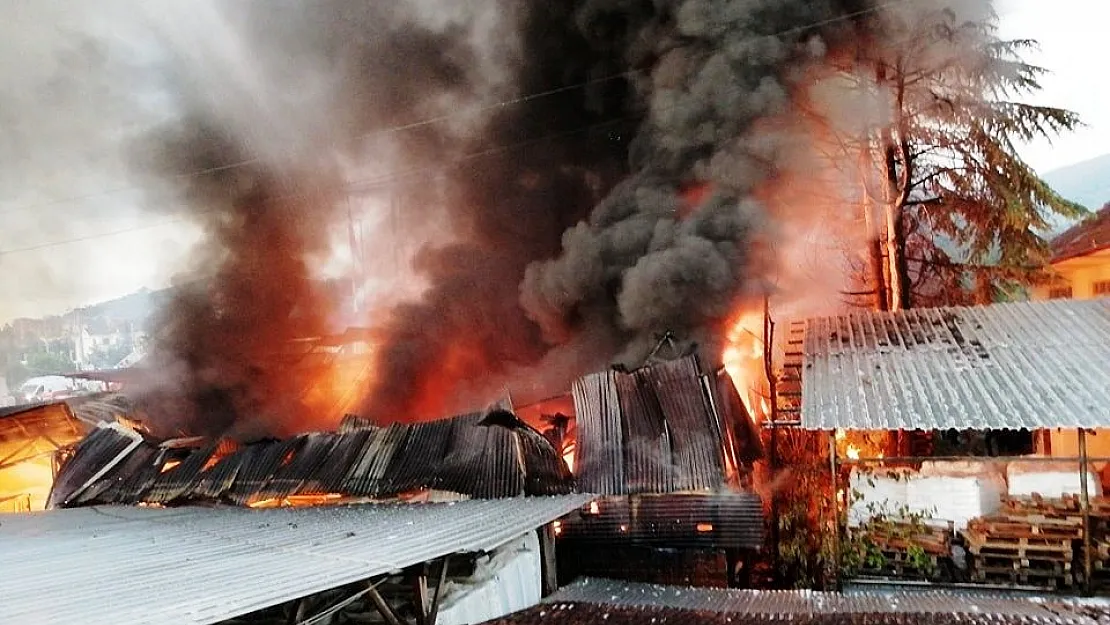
[722,309,769,421]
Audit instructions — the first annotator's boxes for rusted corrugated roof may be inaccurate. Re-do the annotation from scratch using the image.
[492,603,1098,625]
[49,408,574,508]
[1052,204,1110,263]
[572,355,746,495]
[801,299,1110,431]
[539,578,1102,622]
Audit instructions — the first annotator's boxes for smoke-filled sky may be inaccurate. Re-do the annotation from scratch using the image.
[0,0,1105,437]
[0,0,1099,326]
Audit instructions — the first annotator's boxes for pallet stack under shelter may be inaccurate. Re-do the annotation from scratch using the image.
[857,520,955,581]
[965,495,1082,589]
[1080,496,1110,589]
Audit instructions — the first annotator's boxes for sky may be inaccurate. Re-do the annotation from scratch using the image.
[0,0,1104,324]
[996,0,1110,172]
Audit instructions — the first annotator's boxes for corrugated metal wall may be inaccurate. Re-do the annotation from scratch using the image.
[571,355,745,495]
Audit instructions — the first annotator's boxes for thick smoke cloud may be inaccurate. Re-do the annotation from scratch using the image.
[131,0,989,433]
[132,1,514,436]
[368,0,879,418]
[519,0,862,365]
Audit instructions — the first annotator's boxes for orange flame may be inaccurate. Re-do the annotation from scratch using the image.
[679,182,713,219]
[834,429,888,461]
[562,442,576,473]
[722,309,767,420]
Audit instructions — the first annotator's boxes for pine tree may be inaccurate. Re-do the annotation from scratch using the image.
[837,6,1085,309]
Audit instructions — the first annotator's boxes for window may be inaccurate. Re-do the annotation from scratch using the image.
[1094,280,1110,296]
[1048,285,1073,299]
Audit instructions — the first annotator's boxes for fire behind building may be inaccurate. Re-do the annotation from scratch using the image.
[45,350,764,588]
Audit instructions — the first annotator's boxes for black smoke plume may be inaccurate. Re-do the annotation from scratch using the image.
[135,0,973,433]
[366,0,873,419]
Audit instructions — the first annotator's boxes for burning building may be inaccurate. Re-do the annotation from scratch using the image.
[0,394,137,512]
[514,351,766,588]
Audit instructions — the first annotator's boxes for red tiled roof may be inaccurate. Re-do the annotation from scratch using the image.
[1051,204,1110,263]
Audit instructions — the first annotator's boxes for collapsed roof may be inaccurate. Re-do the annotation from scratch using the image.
[49,409,573,508]
[572,355,762,495]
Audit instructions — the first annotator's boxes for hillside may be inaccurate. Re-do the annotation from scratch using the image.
[1042,153,1110,233]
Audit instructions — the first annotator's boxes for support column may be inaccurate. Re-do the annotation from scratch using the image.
[427,556,451,625]
[1080,428,1093,596]
[539,524,558,596]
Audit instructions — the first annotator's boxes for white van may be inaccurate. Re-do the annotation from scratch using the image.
[18,376,79,404]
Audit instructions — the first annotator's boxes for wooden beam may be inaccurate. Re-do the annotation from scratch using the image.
[366,582,406,625]
[409,563,429,625]
[427,556,450,625]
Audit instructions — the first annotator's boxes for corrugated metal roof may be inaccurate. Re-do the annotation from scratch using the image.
[572,355,750,495]
[50,408,574,508]
[494,602,1098,625]
[801,299,1110,431]
[0,495,592,625]
[546,578,1094,620]
[558,492,763,549]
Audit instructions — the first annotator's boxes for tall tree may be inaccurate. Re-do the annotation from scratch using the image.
[828,6,1085,309]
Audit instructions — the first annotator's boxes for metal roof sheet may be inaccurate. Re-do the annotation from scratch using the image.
[0,494,592,625]
[50,409,573,507]
[546,577,1094,620]
[558,492,763,549]
[493,603,1099,625]
[800,299,1110,431]
[572,355,745,495]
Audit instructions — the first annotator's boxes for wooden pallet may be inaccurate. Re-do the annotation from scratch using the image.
[967,516,1083,540]
[862,550,939,576]
[964,533,1073,560]
[1002,494,1082,519]
[1090,497,1110,519]
[862,529,951,557]
[973,554,1072,574]
[970,568,1074,589]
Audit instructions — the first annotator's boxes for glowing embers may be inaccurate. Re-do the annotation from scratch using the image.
[834,429,889,461]
[247,493,344,508]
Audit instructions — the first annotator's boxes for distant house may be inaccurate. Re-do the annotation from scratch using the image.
[1033,203,1110,300]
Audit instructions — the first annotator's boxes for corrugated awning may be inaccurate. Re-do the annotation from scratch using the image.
[800,298,1110,431]
[0,495,592,625]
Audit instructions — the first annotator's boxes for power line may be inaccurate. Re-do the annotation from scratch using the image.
[8,0,976,257]
[0,115,637,257]
[0,0,911,220]
[0,218,185,257]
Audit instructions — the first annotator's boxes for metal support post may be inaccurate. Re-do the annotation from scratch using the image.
[1080,428,1093,596]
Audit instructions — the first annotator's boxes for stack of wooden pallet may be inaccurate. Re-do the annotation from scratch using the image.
[965,496,1082,589]
[1079,496,1110,588]
[858,520,954,580]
